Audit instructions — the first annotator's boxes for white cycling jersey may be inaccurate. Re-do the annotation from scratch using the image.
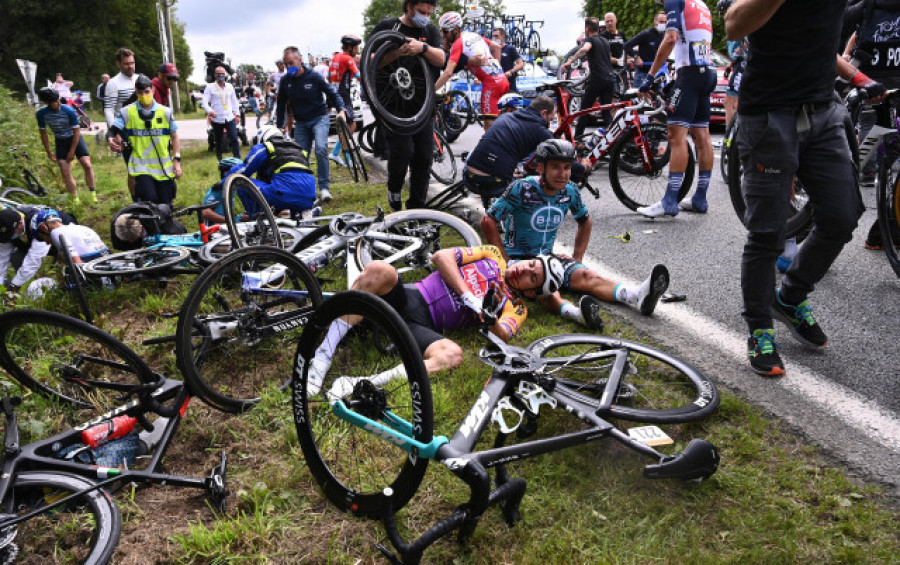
[50,225,108,261]
[448,31,504,82]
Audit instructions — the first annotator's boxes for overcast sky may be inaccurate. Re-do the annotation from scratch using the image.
[176,0,588,83]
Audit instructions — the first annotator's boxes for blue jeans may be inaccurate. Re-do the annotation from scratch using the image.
[294,113,330,193]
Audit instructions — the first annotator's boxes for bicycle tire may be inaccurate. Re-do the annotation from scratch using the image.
[0,187,41,204]
[527,334,719,423]
[293,290,432,518]
[4,471,121,565]
[354,209,481,279]
[337,115,367,183]
[175,246,323,413]
[59,234,93,324]
[23,169,48,197]
[877,150,900,278]
[608,122,694,211]
[424,180,469,210]
[362,31,436,135]
[81,247,191,277]
[726,122,815,242]
[442,90,474,137]
[720,119,736,183]
[429,129,457,184]
[223,174,283,250]
[0,309,159,412]
[196,227,304,266]
[357,122,374,154]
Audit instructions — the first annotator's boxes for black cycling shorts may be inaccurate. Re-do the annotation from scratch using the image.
[666,65,717,129]
[381,280,444,354]
[339,91,355,123]
[54,136,90,160]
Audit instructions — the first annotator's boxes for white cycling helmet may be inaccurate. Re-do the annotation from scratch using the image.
[255,125,283,145]
[498,93,525,112]
[536,254,565,295]
[439,11,463,30]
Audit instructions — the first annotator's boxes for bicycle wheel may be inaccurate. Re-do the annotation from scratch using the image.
[877,150,900,277]
[511,28,526,51]
[81,247,191,277]
[196,227,304,266]
[58,234,92,324]
[337,115,367,183]
[357,122,375,154]
[176,246,323,413]
[293,290,432,518]
[222,174,283,250]
[0,187,41,204]
[362,31,436,135]
[608,122,694,211]
[0,309,159,414]
[442,90,474,137]
[429,129,457,184]
[354,209,481,280]
[527,334,719,423]
[719,119,736,183]
[424,180,469,211]
[726,124,815,242]
[2,471,121,565]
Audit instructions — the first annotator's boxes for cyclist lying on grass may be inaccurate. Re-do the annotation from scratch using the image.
[307,245,574,393]
[32,209,109,264]
[481,139,670,322]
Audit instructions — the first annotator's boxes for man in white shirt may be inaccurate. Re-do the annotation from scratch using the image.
[52,73,74,100]
[104,48,138,198]
[202,66,242,162]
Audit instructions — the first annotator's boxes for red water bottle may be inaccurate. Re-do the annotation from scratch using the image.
[81,415,137,448]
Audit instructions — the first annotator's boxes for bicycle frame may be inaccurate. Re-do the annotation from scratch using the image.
[0,378,224,537]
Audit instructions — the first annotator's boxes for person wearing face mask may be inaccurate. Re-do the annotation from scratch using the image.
[371,0,446,211]
[108,74,183,206]
[202,66,242,163]
[624,12,669,90]
[0,205,77,299]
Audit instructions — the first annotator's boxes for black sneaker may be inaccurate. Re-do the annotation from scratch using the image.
[579,296,604,331]
[638,264,670,315]
[747,329,785,376]
[771,289,828,348]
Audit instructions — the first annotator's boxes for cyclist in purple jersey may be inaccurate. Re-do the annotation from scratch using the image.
[307,245,560,386]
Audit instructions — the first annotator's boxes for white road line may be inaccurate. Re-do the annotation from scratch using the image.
[558,244,900,451]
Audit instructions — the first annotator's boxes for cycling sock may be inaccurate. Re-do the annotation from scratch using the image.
[559,301,585,325]
[332,141,341,157]
[311,318,352,369]
[662,172,684,209]
[613,283,638,305]
[694,170,712,201]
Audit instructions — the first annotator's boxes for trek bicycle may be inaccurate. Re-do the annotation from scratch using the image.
[292,289,720,564]
[0,148,51,202]
[0,309,228,565]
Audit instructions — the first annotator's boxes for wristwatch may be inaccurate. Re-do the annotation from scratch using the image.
[173,154,182,162]
[422,43,429,54]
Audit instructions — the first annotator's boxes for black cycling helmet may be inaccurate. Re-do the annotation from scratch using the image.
[536,139,577,164]
[341,34,362,48]
[38,87,59,104]
[134,74,152,91]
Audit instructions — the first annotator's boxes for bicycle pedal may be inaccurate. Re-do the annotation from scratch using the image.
[206,451,229,511]
[515,381,556,416]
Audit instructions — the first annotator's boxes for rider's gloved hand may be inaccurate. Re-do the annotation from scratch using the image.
[851,71,887,101]
[460,291,483,313]
[635,74,654,93]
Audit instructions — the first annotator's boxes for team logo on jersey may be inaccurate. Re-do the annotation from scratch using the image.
[530,206,565,233]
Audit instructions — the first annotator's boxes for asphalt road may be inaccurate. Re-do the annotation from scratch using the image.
[177,113,900,501]
[440,120,900,501]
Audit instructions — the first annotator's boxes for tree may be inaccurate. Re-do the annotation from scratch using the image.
[582,0,727,53]
[0,0,193,102]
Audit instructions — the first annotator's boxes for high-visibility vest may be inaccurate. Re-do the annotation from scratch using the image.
[125,104,174,181]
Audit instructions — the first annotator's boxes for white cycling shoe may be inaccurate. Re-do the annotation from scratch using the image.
[637,200,678,218]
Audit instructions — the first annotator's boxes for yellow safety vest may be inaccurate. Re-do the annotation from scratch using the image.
[125,104,174,181]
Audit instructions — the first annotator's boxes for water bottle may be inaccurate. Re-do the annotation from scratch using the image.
[585,128,607,151]
[81,414,137,448]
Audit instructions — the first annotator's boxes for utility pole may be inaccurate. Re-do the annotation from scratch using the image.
[159,0,181,112]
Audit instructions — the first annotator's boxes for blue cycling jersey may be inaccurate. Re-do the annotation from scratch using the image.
[486,176,589,258]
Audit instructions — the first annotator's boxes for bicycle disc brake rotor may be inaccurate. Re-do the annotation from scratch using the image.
[389,67,416,101]
[477,345,541,373]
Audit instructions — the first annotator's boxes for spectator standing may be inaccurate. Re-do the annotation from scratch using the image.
[725,0,882,375]
[35,87,97,204]
[52,73,74,101]
[152,63,180,109]
[202,66,242,162]
[371,0,446,211]
[492,28,524,92]
[265,60,286,113]
[329,35,362,164]
[560,18,615,138]
[108,74,183,206]
[601,12,629,91]
[625,12,668,89]
[636,0,716,217]
[104,48,136,127]
[243,81,261,116]
[96,74,110,109]
[277,46,348,204]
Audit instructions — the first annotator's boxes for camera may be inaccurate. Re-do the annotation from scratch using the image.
[204,51,234,83]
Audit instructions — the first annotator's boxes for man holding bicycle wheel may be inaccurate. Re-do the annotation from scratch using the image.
[481,140,669,326]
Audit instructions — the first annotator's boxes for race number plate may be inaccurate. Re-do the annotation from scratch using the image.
[628,425,673,446]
